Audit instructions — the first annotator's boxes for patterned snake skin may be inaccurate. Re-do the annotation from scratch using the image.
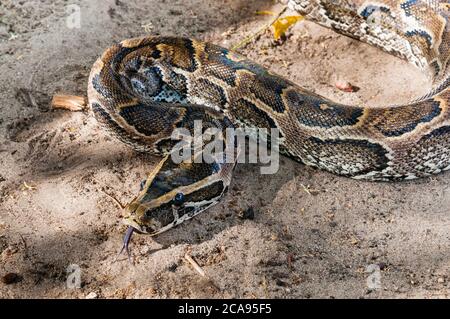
[87,0,450,241]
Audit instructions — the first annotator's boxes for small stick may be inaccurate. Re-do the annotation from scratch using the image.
[51,94,87,112]
[231,6,288,51]
[100,189,126,210]
[300,183,311,195]
[19,234,28,258]
[23,181,37,191]
[184,253,206,277]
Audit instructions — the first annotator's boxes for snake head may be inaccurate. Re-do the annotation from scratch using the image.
[122,157,230,236]
[123,188,223,235]
[123,193,184,235]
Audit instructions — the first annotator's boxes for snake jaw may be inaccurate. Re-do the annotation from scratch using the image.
[123,215,144,231]
[122,211,162,235]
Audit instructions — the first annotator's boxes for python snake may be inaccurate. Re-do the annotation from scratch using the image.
[87,0,450,256]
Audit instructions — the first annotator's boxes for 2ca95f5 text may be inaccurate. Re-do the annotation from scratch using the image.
[178,303,272,316]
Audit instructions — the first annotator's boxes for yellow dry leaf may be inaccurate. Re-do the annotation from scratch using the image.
[272,15,304,40]
[255,10,276,16]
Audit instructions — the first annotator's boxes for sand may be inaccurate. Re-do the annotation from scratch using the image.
[1,0,449,298]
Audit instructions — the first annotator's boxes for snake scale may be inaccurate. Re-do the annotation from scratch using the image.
[87,0,450,255]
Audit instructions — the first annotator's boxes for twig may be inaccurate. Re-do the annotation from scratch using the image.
[141,22,153,33]
[184,253,206,277]
[300,183,311,195]
[230,6,288,51]
[23,181,37,191]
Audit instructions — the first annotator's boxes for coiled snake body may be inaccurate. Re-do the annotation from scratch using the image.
[87,0,450,251]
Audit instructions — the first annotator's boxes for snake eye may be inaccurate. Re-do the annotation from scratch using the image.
[173,192,185,206]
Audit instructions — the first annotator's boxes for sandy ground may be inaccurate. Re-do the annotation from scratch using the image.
[1,0,450,299]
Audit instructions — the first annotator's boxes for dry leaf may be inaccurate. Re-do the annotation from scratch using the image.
[255,10,276,16]
[335,80,360,92]
[272,15,304,40]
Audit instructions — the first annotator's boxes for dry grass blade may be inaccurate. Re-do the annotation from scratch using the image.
[100,189,126,210]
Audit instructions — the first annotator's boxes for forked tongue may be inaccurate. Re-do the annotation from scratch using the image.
[117,226,135,263]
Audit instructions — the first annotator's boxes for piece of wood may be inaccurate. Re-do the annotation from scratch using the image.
[51,94,87,111]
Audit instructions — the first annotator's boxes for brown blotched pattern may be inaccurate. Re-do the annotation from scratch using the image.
[87,1,449,235]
